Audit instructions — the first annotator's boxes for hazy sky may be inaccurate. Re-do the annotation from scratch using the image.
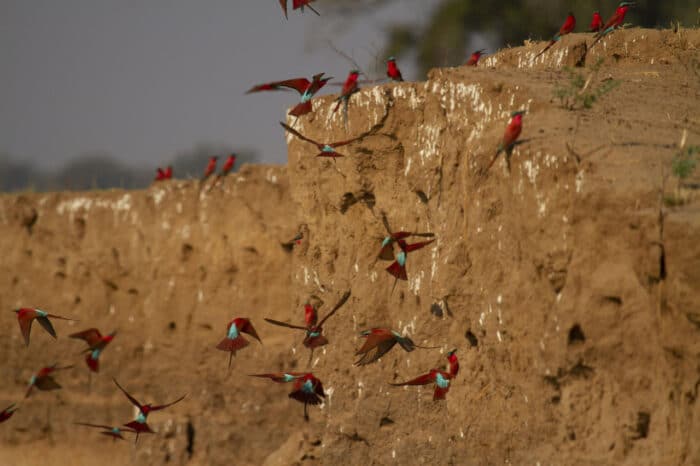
[1,1,432,168]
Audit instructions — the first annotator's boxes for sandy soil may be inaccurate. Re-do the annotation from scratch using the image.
[1,28,699,466]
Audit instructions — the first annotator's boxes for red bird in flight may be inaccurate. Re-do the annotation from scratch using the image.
[209,154,236,190]
[279,0,320,19]
[26,364,74,398]
[75,422,137,441]
[355,328,439,366]
[535,13,576,58]
[280,122,365,158]
[113,378,187,443]
[247,73,332,117]
[251,372,325,421]
[376,212,434,262]
[13,308,76,346]
[69,328,117,372]
[265,290,351,365]
[385,238,436,292]
[390,349,459,400]
[386,57,403,82]
[215,317,262,369]
[466,49,486,66]
[486,110,526,172]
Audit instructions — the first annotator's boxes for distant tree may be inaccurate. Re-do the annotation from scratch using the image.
[53,152,149,191]
[0,153,44,192]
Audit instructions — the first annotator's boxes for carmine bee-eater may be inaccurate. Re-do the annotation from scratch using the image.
[155,168,167,182]
[390,349,459,400]
[281,232,303,252]
[280,122,365,158]
[589,11,603,32]
[376,212,434,262]
[247,73,332,117]
[13,308,76,347]
[0,404,18,423]
[466,49,486,66]
[591,2,635,47]
[486,110,526,173]
[215,317,262,369]
[535,13,576,58]
[208,154,236,191]
[332,70,361,125]
[250,372,325,421]
[74,422,136,441]
[69,328,117,372]
[385,238,435,292]
[26,364,74,398]
[386,57,403,82]
[355,328,439,366]
[113,378,187,444]
[279,0,320,19]
[265,290,351,365]
[202,156,218,182]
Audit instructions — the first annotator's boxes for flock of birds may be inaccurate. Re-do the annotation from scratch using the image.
[2,0,636,447]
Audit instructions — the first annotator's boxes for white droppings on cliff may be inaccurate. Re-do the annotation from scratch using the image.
[354,263,359,273]
[114,194,132,211]
[496,330,502,342]
[180,225,191,239]
[176,202,183,214]
[265,169,278,184]
[538,197,547,218]
[312,270,324,291]
[417,124,441,165]
[431,246,439,279]
[197,290,204,303]
[161,221,171,230]
[109,305,115,315]
[523,159,539,185]
[392,450,396,459]
[128,315,134,323]
[575,170,585,193]
[409,271,423,295]
[313,357,320,367]
[152,189,166,206]
[303,267,310,285]
[497,294,502,304]
[479,312,485,327]
[357,381,364,398]
[323,386,334,410]
[404,157,412,176]
[369,271,378,283]
[392,85,421,110]
[562,215,568,223]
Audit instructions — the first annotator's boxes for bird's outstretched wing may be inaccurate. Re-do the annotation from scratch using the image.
[280,122,322,147]
[113,378,144,410]
[317,290,351,327]
[264,318,307,331]
[247,78,310,95]
[390,371,435,386]
[150,393,187,412]
[69,328,103,347]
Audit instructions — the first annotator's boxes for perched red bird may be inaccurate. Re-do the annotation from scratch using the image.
[75,422,137,441]
[0,404,18,423]
[376,212,434,262]
[589,11,603,32]
[385,238,436,292]
[209,154,236,190]
[201,156,218,182]
[386,57,403,82]
[69,328,117,372]
[215,317,262,369]
[280,122,365,158]
[113,378,187,444]
[355,328,439,366]
[390,349,459,400]
[26,364,74,398]
[247,73,332,117]
[154,168,168,182]
[13,308,76,346]
[466,49,486,66]
[332,70,361,124]
[486,110,526,172]
[281,232,303,252]
[163,166,173,179]
[265,290,351,365]
[251,372,325,421]
[279,0,319,19]
[592,2,635,47]
[535,13,576,58]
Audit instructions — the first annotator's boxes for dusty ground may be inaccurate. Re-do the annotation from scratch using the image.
[1,28,699,465]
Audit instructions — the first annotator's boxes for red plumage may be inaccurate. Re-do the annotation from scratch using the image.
[536,14,576,58]
[486,112,525,172]
[589,11,603,32]
[386,59,403,81]
[466,49,485,66]
[385,261,408,281]
[14,308,75,347]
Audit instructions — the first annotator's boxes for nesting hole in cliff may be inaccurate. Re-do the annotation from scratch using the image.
[103,279,119,291]
[602,296,622,306]
[415,190,429,204]
[74,217,86,240]
[21,207,38,234]
[74,296,81,305]
[185,420,195,457]
[379,416,395,427]
[465,330,478,347]
[659,245,666,281]
[339,191,375,214]
[128,288,139,295]
[55,271,66,280]
[181,243,194,262]
[567,324,585,345]
[633,412,650,439]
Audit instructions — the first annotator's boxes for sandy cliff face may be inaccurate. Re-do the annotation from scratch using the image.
[0,29,699,466]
